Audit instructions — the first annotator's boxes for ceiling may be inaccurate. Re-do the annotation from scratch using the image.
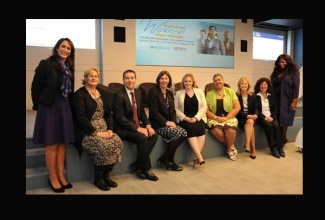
[254,19,303,31]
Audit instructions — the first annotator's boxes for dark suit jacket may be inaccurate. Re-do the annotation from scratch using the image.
[112,87,151,139]
[73,86,113,155]
[255,93,278,122]
[147,85,176,129]
[224,41,234,56]
[31,57,75,110]
[236,94,258,127]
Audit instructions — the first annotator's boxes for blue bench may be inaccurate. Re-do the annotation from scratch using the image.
[65,117,302,183]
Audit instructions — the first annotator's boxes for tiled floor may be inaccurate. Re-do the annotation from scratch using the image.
[26,142,303,195]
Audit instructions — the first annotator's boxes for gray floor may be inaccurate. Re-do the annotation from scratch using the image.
[26,142,303,195]
[26,110,303,195]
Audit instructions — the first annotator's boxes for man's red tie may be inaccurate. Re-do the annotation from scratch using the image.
[130,92,140,126]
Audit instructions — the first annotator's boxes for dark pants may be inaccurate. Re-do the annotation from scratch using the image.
[124,132,158,170]
[259,119,282,150]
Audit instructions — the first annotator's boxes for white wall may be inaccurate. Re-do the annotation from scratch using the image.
[26,19,276,110]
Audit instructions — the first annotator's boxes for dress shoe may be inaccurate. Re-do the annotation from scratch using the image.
[278,148,285,157]
[142,169,159,181]
[130,163,146,179]
[58,180,73,189]
[249,155,256,159]
[170,163,183,171]
[271,149,281,158]
[192,158,199,167]
[244,145,250,153]
[48,179,65,193]
[199,160,205,165]
[158,157,172,170]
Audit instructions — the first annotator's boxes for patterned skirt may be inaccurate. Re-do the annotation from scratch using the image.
[206,117,238,130]
[157,125,187,143]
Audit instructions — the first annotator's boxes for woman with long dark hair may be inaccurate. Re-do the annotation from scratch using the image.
[270,54,300,154]
[31,38,75,193]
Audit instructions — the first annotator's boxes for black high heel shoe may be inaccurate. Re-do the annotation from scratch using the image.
[48,179,65,193]
[58,180,73,189]
[158,157,172,170]
[244,145,250,153]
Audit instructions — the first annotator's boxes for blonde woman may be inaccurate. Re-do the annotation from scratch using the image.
[236,77,258,159]
[73,67,123,190]
[175,73,207,166]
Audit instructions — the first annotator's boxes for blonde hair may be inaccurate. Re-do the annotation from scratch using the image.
[181,73,197,89]
[82,67,99,85]
[236,76,253,95]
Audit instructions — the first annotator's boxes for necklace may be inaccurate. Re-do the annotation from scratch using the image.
[86,87,98,98]
[217,89,223,97]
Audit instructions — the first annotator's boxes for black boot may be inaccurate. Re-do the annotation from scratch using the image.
[94,165,110,191]
[103,165,118,188]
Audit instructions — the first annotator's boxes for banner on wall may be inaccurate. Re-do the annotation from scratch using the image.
[136,19,235,68]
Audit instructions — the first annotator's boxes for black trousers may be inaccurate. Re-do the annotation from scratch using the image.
[258,119,282,149]
[124,131,158,170]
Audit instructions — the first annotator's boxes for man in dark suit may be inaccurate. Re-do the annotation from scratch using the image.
[223,30,234,56]
[112,69,159,181]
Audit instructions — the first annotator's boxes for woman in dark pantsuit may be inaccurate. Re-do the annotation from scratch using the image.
[254,78,283,158]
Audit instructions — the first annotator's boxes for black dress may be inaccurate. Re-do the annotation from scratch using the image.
[178,93,206,137]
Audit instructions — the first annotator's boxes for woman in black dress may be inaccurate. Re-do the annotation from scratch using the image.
[175,73,207,166]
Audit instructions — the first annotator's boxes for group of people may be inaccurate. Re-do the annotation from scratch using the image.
[31,38,300,193]
[197,26,234,56]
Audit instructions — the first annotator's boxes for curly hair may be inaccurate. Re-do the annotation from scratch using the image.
[254,77,273,94]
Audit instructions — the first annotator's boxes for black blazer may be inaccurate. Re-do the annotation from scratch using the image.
[112,87,151,139]
[73,86,113,155]
[255,93,278,121]
[236,94,258,120]
[31,58,75,110]
[147,85,176,130]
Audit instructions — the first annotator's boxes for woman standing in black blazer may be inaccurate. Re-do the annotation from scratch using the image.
[31,38,75,193]
[236,77,258,159]
[254,78,283,158]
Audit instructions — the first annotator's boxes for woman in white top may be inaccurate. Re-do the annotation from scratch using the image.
[175,73,207,166]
